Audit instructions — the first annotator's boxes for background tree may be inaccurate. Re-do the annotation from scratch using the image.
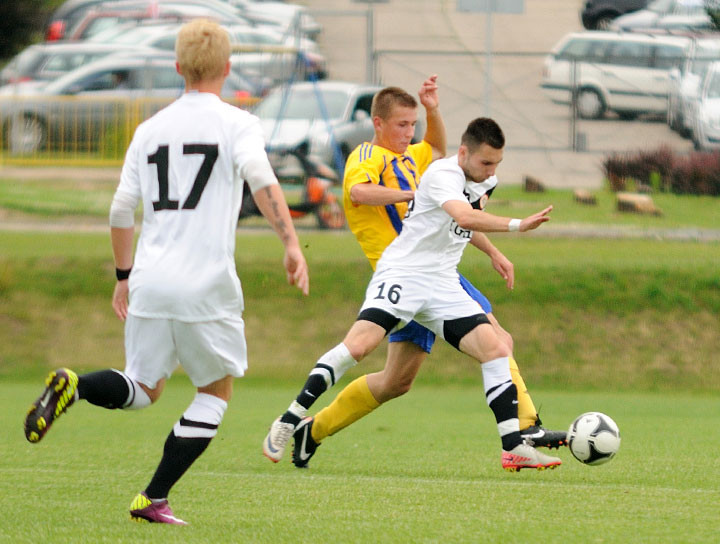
[0,0,63,62]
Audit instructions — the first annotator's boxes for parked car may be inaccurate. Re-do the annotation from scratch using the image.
[581,0,649,30]
[253,81,384,177]
[219,0,322,40]
[609,0,709,31]
[0,52,256,155]
[46,0,253,40]
[667,35,720,134]
[689,60,720,149]
[67,7,205,41]
[89,19,326,85]
[0,42,149,86]
[541,31,691,119]
[44,0,121,40]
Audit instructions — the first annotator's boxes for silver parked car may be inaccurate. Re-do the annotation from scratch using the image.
[253,81,383,177]
[0,52,255,155]
[0,42,151,86]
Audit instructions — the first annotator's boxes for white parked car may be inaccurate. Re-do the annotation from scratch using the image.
[667,36,720,136]
[253,81,383,177]
[541,30,690,119]
[689,60,720,150]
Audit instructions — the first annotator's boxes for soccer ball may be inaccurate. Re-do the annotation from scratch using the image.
[567,412,621,466]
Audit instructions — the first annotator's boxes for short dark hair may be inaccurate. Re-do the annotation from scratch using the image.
[371,86,417,119]
[460,117,504,151]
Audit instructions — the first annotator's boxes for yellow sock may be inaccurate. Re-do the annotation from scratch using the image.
[509,356,538,430]
[312,375,380,443]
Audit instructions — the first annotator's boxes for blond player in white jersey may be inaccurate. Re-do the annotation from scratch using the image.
[23,19,309,525]
[267,117,561,471]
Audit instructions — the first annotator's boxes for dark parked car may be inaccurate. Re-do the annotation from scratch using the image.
[581,0,649,29]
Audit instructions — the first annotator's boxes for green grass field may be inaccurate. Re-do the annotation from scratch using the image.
[1,181,719,542]
[1,380,717,543]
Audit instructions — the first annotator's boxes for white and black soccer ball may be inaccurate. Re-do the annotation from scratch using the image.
[567,412,621,466]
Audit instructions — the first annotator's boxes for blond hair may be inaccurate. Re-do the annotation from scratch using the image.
[175,19,230,84]
[371,86,417,120]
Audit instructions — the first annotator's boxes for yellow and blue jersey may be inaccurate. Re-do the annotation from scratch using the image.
[343,140,433,268]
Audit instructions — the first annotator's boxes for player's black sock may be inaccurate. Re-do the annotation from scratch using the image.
[77,369,130,409]
[145,431,212,499]
[145,393,226,499]
[296,373,329,409]
[488,383,523,451]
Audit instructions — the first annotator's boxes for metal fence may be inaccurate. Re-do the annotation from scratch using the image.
[0,95,259,167]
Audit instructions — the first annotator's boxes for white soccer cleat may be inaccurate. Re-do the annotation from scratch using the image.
[262,417,296,463]
[502,443,562,472]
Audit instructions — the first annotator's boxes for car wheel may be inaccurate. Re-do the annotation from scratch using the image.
[593,14,616,30]
[692,123,704,151]
[315,191,345,230]
[576,88,605,119]
[8,114,46,155]
[667,100,679,130]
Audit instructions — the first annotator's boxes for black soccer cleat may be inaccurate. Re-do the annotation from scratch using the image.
[521,425,567,449]
[24,368,78,443]
[292,417,320,468]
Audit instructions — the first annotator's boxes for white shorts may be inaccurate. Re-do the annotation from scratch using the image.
[124,315,248,389]
[359,267,485,340]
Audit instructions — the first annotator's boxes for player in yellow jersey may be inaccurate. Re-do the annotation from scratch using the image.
[263,76,566,467]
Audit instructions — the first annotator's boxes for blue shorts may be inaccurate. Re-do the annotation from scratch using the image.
[388,273,492,353]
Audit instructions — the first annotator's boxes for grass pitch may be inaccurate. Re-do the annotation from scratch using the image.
[1,379,717,543]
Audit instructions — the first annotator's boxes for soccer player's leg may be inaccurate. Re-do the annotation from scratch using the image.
[24,366,155,443]
[459,274,567,449]
[310,324,430,444]
[294,337,426,468]
[132,384,230,526]
[445,314,561,471]
[266,313,394,463]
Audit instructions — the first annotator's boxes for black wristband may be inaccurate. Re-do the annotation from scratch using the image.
[115,267,132,281]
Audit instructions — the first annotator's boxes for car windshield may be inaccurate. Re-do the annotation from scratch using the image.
[4,48,45,77]
[647,0,674,13]
[254,88,349,120]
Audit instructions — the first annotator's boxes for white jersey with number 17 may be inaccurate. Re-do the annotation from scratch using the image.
[115,91,269,322]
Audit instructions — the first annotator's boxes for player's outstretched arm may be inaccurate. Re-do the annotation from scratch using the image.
[443,200,553,233]
[252,184,309,296]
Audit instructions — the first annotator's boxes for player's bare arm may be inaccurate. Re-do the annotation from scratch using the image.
[350,182,414,206]
[470,232,515,290]
[418,75,446,160]
[443,200,552,233]
[253,184,310,295]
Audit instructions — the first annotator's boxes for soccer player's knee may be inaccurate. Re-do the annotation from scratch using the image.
[499,329,514,352]
[387,377,413,398]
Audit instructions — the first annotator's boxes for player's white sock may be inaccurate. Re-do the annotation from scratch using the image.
[114,370,151,410]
